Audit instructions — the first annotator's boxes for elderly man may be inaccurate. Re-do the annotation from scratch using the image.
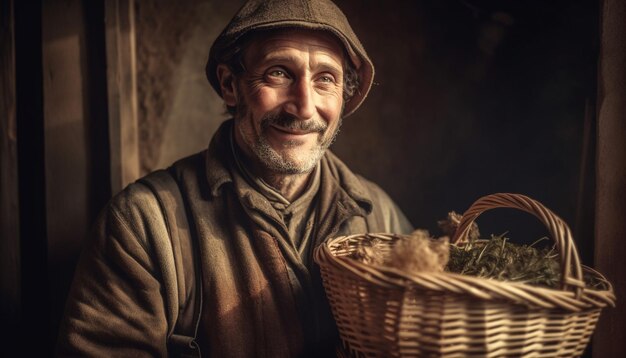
[57,0,412,356]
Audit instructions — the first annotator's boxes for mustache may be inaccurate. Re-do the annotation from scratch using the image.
[261,112,328,133]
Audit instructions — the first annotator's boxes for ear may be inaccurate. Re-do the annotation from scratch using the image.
[216,64,238,106]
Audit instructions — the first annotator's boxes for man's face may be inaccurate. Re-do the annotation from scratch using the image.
[228,29,345,175]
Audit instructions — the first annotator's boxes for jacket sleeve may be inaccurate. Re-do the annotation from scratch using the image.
[56,185,170,357]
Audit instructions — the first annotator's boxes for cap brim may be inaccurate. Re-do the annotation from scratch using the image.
[206,21,374,117]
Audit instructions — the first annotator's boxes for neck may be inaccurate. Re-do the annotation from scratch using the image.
[232,132,313,202]
[239,151,312,202]
[261,171,311,202]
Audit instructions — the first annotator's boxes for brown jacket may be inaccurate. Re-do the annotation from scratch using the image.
[57,120,412,357]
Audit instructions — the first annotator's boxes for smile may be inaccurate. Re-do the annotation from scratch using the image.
[269,124,318,137]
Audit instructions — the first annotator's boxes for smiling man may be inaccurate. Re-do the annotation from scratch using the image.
[57,0,412,357]
[222,29,346,198]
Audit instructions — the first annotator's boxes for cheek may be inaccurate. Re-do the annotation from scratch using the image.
[317,94,344,124]
[248,87,285,114]
[237,88,281,134]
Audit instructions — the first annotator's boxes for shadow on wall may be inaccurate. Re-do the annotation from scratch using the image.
[137,0,598,259]
[332,0,597,253]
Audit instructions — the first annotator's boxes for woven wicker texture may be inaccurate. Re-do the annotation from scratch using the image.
[315,193,616,357]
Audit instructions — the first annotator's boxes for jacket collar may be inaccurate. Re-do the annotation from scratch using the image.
[204,120,235,197]
[203,119,373,215]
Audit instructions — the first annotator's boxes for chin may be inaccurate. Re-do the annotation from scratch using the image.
[266,150,324,175]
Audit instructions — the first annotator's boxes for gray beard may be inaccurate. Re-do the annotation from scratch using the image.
[237,110,342,175]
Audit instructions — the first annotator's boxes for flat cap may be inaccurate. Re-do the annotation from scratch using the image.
[206,0,374,117]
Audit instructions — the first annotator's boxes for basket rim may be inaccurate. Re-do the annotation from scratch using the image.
[456,194,587,294]
[315,232,616,311]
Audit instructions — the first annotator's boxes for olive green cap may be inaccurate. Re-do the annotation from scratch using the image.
[206,0,374,117]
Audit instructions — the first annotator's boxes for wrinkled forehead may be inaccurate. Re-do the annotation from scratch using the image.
[240,28,348,66]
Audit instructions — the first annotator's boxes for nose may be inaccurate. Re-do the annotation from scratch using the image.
[284,78,315,120]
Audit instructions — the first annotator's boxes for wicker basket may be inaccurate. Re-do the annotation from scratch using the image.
[315,193,616,357]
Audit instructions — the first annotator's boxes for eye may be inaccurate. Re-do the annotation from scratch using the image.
[269,70,286,77]
[267,68,290,79]
[316,72,338,84]
[264,67,292,85]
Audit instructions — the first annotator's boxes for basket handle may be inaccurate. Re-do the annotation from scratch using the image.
[450,193,585,298]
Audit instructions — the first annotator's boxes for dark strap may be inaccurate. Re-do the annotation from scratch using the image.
[139,169,203,358]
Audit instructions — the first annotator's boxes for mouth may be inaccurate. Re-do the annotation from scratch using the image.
[270,124,317,136]
[266,124,321,147]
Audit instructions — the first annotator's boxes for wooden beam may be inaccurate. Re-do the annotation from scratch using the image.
[594,0,626,356]
[105,0,139,194]
[14,0,49,352]
[0,0,20,334]
[41,0,97,351]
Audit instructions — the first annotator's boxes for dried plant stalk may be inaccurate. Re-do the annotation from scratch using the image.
[350,238,387,265]
[438,211,480,241]
[387,230,450,274]
[446,234,561,288]
[346,212,604,289]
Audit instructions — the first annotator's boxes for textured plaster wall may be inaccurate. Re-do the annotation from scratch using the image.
[135,0,242,174]
[135,0,597,256]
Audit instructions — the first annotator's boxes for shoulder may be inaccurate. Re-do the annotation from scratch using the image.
[358,175,413,234]
[105,150,206,239]
[104,149,211,242]
[110,178,159,213]
[100,177,165,247]
[323,151,413,234]
[322,150,396,206]
[354,175,394,206]
[170,150,206,177]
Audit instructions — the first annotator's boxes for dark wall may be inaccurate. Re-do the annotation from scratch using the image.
[137,0,598,258]
[331,0,598,255]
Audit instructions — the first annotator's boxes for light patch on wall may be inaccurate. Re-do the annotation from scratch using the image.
[156,1,236,169]
[43,35,84,128]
